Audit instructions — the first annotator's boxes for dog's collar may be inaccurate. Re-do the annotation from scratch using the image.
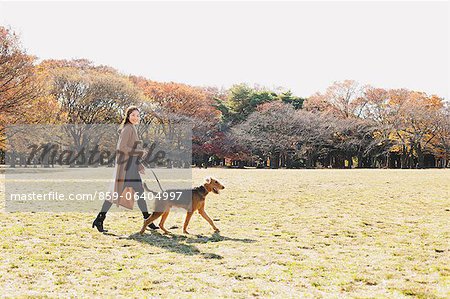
[196,185,209,196]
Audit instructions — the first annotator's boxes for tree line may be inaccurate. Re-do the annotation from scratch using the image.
[1,26,449,168]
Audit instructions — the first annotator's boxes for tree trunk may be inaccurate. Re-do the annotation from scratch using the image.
[10,151,16,168]
[357,154,363,168]
[285,153,293,168]
[305,152,314,168]
[401,146,408,169]
[347,155,353,169]
[417,144,424,169]
[409,149,415,169]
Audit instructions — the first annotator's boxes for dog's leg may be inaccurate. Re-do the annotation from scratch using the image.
[159,210,171,234]
[183,212,193,234]
[140,212,163,235]
[199,207,219,232]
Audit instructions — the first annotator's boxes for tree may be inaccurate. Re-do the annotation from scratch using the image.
[43,60,144,166]
[129,77,223,165]
[433,105,450,167]
[331,118,378,168]
[214,84,279,127]
[0,26,42,150]
[362,87,398,167]
[232,102,298,168]
[232,102,338,168]
[279,90,305,110]
[304,80,368,118]
[389,90,443,168]
[45,60,141,124]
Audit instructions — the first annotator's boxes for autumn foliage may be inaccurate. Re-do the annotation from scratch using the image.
[1,26,449,168]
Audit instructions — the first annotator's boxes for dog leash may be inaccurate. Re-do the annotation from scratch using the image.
[140,151,164,192]
[149,168,165,193]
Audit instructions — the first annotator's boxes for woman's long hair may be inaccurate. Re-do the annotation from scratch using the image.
[118,105,139,133]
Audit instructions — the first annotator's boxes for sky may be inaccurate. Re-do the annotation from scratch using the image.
[0,1,449,99]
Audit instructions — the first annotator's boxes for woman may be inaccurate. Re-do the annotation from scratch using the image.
[92,106,158,232]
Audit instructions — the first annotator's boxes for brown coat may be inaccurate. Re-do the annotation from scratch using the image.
[110,123,144,205]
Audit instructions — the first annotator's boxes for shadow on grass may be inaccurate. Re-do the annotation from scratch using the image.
[106,230,223,259]
[185,232,257,245]
[104,231,256,259]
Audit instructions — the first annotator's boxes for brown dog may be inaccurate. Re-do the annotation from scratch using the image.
[140,177,225,235]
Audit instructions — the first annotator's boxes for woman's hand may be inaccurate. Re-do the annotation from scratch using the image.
[139,168,145,175]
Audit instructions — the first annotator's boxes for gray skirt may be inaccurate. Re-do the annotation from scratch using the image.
[123,156,144,194]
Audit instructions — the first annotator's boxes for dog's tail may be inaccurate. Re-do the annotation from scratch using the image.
[143,182,158,194]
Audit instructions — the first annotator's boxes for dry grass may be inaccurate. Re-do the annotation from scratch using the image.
[0,168,449,297]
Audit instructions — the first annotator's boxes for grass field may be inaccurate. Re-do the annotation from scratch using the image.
[0,168,449,298]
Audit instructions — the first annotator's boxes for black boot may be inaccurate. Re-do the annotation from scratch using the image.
[148,222,159,230]
[92,212,108,232]
[143,212,159,230]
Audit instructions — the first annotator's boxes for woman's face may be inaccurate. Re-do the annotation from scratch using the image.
[129,110,140,125]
